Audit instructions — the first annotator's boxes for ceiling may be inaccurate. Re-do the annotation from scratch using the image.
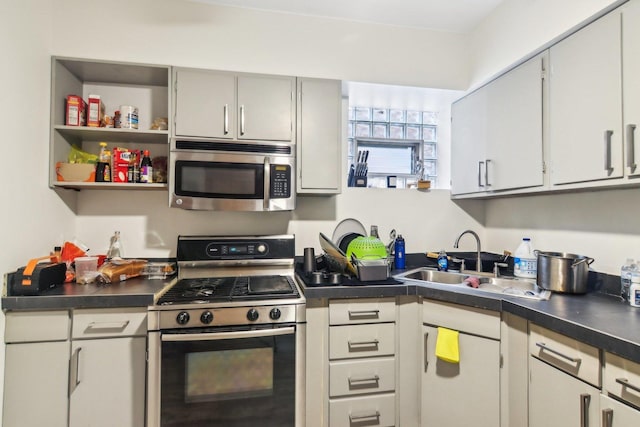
[189,0,504,33]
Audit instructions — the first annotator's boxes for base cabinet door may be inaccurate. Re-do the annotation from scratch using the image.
[69,337,146,427]
[600,394,640,426]
[529,356,600,427]
[3,341,69,427]
[421,325,500,427]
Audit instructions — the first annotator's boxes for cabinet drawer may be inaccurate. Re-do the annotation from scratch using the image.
[329,393,396,427]
[329,357,395,397]
[330,323,395,360]
[422,299,500,339]
[5,310,70,343]
[604,352,640,408]
[329,298,396,325]
[72,308,147,339]
[529,323,600,387]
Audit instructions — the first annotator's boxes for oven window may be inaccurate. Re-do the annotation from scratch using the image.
[186,347,273,402]
[176,161,264,199]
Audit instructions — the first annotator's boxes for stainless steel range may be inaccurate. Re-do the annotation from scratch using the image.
[147,235,306,427]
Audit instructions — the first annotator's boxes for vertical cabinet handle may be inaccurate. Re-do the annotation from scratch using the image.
[69,347,82,395]
[478,161,485,187]
[627,124,637,173]
[580,393,591,427]
[223,104,229,135]
[240,105,246,135]
[424,331,429,372]
[485,159,492,187]
[601,408,613,427]
[604,130,614,175]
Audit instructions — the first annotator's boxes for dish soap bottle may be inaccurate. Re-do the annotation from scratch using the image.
[107,231,123,260]
[394,235,406,269]
[514,238,537,278]
[437,249,449,272]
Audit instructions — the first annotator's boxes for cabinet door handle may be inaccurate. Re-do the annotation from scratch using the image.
[627,124,637,173]
[478,161,485,187]
[349,410,380,423]
[424,331,429,372]
[87,320,130,331]
[580,393,591,427]
[348,309,380,319]
[535,342,582,364]
[347,374,380,387]
[240,105,245,135]
[601,408,613,427]
[485,159,492,187]
[348,339,379,349]
[223,104,229,135]
[69,347,82,395]
[605,130,614,175]
[615,377,640,393]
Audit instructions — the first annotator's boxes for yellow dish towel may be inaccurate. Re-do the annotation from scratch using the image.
[435,327,460,363]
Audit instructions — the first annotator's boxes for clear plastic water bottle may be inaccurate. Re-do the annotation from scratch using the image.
[394,235,406,269]
[514,238,537,278]
[437,249,449,272]
[620,258,637,301]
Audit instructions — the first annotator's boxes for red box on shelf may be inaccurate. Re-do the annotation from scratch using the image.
[65,95,86,126]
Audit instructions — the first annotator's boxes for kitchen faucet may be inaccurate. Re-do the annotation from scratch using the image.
[453,230,483,273]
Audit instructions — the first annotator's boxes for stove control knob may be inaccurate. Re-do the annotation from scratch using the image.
[269,308,282,320]
[200,311,214,324]
[176,311,190,325]
[247,308,259,322]
[257,244,267,253]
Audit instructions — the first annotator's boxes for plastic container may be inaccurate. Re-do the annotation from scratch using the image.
[394,235,406,269]
[630,272,640,307]
[514,238,537,278]
[75,256,98,284]
[620,258,637,301]
[437,249,448,272]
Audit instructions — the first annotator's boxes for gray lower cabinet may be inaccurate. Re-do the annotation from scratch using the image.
[2,308,147,427]
[421,299,501,427]
[528,323,601,427]
[3,310,70,427]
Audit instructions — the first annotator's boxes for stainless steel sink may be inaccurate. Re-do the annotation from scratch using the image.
[395,267,551,300]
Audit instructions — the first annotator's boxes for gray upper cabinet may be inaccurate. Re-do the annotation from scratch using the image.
[623,1,640,180]
[548,10,623,185]
[296,78,342,194]
[451,52,545,196]
[174,68,295,142]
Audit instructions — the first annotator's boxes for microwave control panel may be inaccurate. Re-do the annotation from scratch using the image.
[270,165,291,198]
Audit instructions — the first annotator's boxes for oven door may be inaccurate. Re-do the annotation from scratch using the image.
[169,142,295,211]
[159,325,296,427]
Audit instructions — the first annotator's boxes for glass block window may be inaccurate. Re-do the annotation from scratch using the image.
[347,106,440,188]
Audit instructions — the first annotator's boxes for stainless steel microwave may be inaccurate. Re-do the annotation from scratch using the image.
[169,139,295,211]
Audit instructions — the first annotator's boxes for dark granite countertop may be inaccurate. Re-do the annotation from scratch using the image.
[1,276,174,310]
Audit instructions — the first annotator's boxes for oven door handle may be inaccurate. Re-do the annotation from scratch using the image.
[161,326,295,342]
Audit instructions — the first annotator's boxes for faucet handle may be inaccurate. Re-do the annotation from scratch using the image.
[493,262,508,277]
[451,258,466,271]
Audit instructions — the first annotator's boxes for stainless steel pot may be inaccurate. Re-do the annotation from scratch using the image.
[535,251,594,294]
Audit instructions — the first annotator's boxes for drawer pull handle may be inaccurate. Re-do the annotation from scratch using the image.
[348,375,380,387]
[602,408,613,427]
[349,410,380,423]
[615,377,640,393]
[348,339,379,349]
[348,309,380,318]
[535,342,582,364]
[87,320,130,331]
[580,393,591,427]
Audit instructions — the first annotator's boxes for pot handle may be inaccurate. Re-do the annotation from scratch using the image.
[572,257,595,267]
[533,249,540,257]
